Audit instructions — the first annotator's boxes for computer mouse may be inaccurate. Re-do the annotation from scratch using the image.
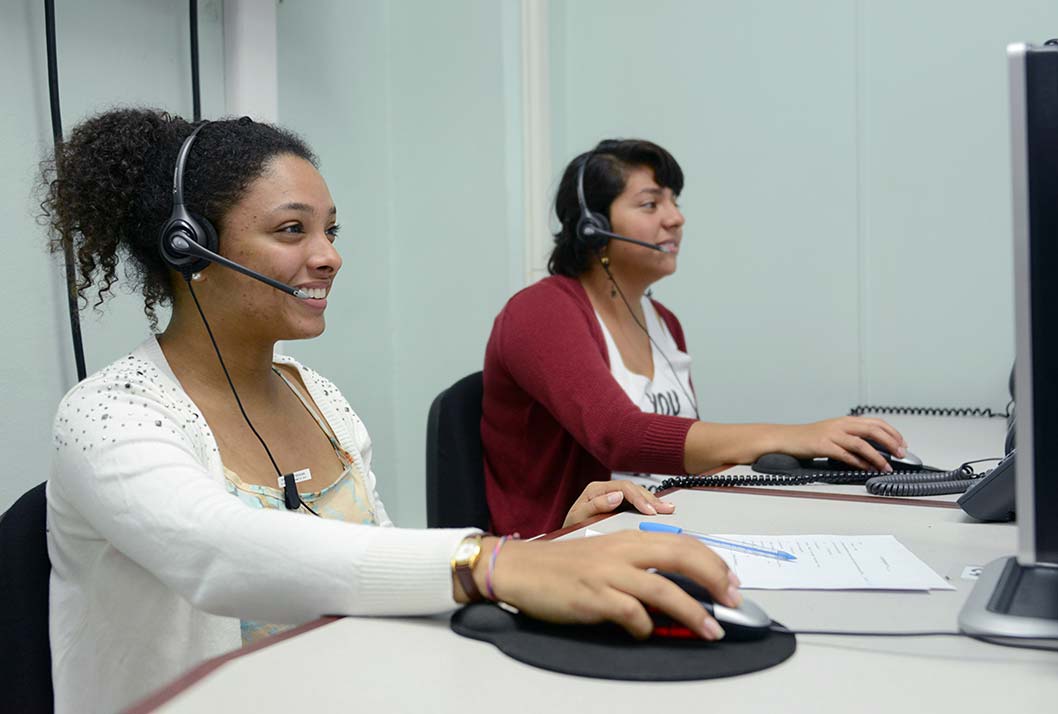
[864,438,923,469]
[650,571,773,641]
[752,443,923,475]
[823,439,922,471]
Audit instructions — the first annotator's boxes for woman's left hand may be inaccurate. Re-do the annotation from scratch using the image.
[563,480,675,528]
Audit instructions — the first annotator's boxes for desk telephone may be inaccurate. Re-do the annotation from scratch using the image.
[956,450,1015,521]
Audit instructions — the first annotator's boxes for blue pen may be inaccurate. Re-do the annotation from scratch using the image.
[639,522,797,561]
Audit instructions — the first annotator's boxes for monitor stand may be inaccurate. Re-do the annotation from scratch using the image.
[959,557,1058,644]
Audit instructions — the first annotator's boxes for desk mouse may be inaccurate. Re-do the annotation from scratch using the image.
[824,438,922,471]
[864,438,923,469]
[651,572,772,641]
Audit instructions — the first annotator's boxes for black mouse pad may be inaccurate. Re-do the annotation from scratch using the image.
[450,603,796,681]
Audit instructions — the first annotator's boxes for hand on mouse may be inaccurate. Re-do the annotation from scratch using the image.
[473,531,741,641]
[562,480,675,528]
[782,416,907,472]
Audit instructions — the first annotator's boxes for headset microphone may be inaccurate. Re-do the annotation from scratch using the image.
[580,224,673,253]
[168,236,308,298]
[158,122,309,299]
[575,152,671,254]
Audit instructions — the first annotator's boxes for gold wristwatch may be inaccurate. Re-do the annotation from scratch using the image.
[451,534,484,602]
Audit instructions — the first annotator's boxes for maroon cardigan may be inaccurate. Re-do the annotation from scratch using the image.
[481,275,697,535]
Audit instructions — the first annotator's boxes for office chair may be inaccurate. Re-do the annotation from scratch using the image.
[426,371,490,529]
[0,482,54,713]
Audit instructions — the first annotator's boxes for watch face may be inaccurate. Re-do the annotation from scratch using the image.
[454,539,479,563]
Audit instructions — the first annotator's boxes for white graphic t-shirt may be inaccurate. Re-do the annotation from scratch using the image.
[595,297,697,487]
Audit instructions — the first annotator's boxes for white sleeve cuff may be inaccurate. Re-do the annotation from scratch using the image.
[354,527,481,614]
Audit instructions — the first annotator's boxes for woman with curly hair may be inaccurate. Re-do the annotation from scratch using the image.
[42,109,740,713]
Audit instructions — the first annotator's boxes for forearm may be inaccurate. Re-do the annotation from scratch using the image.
[682,421,796,473]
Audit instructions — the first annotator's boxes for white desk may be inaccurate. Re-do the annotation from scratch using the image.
[139,488,1055,714]
[133,415,1054,713]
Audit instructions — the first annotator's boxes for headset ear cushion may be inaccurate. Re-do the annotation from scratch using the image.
[158,210,218,276]
[576,211,611,251]
[586,209,611,235]
[188,212,219,255]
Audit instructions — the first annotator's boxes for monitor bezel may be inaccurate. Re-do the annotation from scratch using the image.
[1011,42,1058,567]
[1010,43,1034,564]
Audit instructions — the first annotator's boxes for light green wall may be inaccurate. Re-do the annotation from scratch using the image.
[551,0,1058,423]
[552,0,861,423]
[6,1,1056,518]
[0,0,225,512]
[275,1,400,520]
[277,0,525,525]
[855,1,1054,407]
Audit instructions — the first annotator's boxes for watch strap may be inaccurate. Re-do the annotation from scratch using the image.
[453,535,484,603]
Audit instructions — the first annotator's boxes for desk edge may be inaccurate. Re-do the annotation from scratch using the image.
[124,616,341,713]
[126,479,960,710]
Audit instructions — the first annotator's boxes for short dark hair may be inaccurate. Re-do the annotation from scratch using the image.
[39,108,317,328]
[548,139,684,277]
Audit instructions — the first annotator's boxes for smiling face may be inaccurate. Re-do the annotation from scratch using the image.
[606,166,685,283]
[195,153,342,342]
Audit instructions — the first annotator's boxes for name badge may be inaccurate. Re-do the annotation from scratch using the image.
[278,468,312,488]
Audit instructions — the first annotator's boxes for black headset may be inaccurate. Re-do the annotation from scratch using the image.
[158,122,218,278]
[575,151,611,252]
[156,122,307,298]
[574,150,667,254]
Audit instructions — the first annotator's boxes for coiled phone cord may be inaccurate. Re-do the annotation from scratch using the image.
[651,461,999,497]
[847,404,1011,419]
[652,471,876,490]
[864,469,976,497]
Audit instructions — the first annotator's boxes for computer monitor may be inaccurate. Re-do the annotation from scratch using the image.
[958,41,1058,641]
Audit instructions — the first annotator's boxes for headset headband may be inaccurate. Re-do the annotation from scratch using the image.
[172,122,210,207]
[576,151,594,224]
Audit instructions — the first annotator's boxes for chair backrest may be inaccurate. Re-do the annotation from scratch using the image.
[426,371,489,529]
[0,482,54,713]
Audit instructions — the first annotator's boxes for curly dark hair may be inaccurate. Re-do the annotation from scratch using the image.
[39,108,317,328]
[548,139,684,277]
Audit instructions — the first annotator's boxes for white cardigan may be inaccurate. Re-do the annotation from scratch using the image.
[47,337,476,714]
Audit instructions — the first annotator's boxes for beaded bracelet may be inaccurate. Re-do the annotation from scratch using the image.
[485,532,519,601]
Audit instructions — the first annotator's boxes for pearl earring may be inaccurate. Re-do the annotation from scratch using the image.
[191,272,203,282]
